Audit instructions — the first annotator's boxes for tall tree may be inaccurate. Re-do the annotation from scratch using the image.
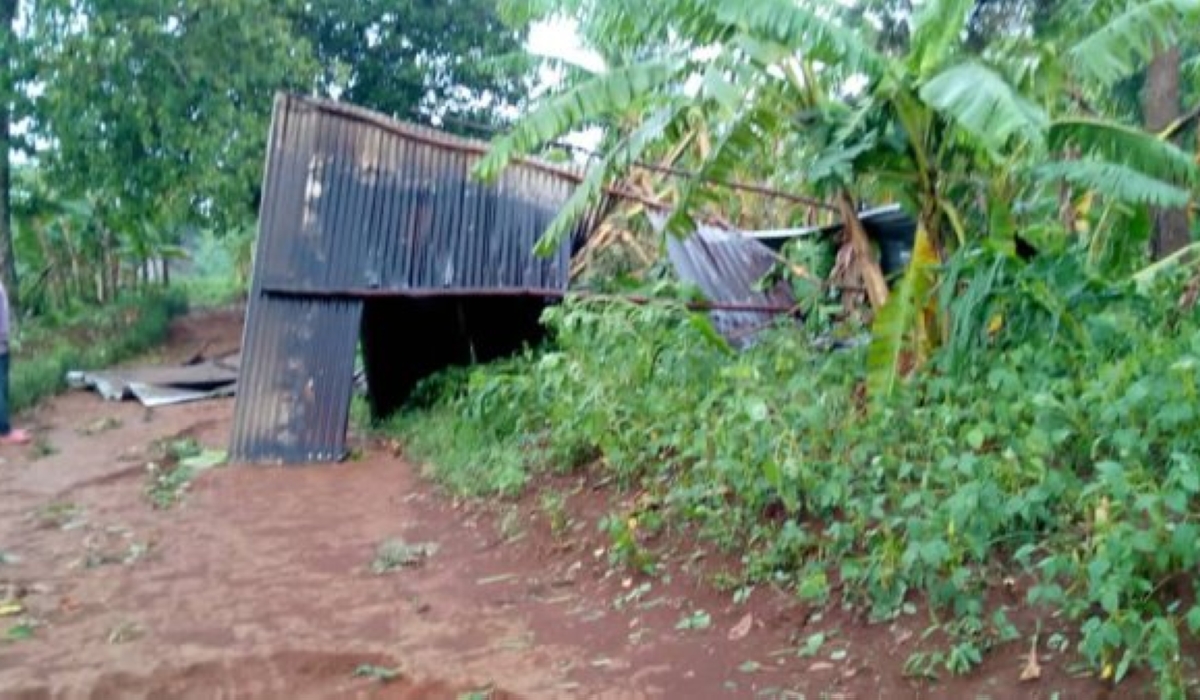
[29,0,317,240]
[294,0,534,131]
[0,0,17,306]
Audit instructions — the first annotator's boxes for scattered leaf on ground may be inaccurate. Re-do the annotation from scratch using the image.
[738,660,761,673]
[1020,636,1042,681]
[799,632,826,657]
[675,610,712,631]
[352,664,401,683]
[728,612,753,641]
[107,621,142,644]
[0,603,23,617]
[179,449,227,471]
[5,624,34,642]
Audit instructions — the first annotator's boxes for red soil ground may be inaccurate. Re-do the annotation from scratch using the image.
[0,308,1144,699]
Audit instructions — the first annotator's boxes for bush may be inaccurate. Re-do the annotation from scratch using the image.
[10,289,188,413]
[391,250,1200,695]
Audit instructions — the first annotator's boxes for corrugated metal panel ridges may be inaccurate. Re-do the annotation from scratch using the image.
[660,218,797,348]
[230,93,585,463]
[231,295,362,463]
[255,95,577,295]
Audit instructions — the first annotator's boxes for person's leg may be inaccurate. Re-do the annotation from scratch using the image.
[0,352,10,436]
[0,353,28,444]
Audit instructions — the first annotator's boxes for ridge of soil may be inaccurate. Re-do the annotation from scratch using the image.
[0,308,1139,699]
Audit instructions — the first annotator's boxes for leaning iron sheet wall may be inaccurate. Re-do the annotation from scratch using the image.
[231,94,588,463]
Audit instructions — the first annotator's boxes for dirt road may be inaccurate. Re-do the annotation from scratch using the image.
[0,309,1119,699]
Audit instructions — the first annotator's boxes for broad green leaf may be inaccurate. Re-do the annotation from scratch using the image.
[713,0,884,76]
[908,0,974,78]
[919,62,1047,153]
[867,224,940,403]
[474,59,683,182]
[1049,118,1199,186]
[1033,160,1192,208]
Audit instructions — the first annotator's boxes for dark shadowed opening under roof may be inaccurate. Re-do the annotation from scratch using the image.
[360,295,550,418]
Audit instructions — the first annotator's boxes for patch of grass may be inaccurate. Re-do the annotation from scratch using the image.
[143,437,226,509]
[145,463,196,509]
[385,404,530,497]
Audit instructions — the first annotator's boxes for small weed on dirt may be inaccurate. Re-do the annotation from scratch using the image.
[29,436,57,460]
[107,620,142,644]
[145,463,196,509]
[371,539,438,574]
[77,417,122,436]
[35,501,84,530]
[144,437,227,509]
[497,506,524,543]
[539,491,570,539]
[4,621,36,643]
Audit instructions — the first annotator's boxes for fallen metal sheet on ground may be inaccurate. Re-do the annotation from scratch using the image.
[67,355,240,407]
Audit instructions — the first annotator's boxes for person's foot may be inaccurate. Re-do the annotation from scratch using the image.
[0,428,31,445]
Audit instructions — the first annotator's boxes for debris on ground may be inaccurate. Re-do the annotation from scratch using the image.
[67,353,239,407]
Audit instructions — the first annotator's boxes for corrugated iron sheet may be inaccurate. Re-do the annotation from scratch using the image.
[231,295,362,463]
[251,95,585,295]
[652,214,797,349]
[231,94,590,463]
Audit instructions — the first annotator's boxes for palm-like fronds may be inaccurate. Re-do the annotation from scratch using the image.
[919,62,1048,153]
[1033,160,1193,208]
[1068,0,1200,86]
[474,59,684,181]
[532,102,691,256]
[713,0,884,76]
[907,0,974,78]
[1049,118,1199,186]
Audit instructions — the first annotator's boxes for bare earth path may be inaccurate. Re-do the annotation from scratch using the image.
[0,309,1119,699]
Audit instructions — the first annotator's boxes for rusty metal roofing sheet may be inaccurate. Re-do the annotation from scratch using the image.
[651,214,797,348]
[231,94,592,463]
[252,94,586,296]
[230,295,362,463]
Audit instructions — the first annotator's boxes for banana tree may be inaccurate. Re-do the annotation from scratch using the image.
[479,0,1199,400]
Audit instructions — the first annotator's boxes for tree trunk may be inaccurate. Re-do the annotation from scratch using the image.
[1144,46,1191,259]
[0,0,18,307]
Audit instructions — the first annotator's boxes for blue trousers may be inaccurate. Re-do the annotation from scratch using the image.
[0,353,10,435]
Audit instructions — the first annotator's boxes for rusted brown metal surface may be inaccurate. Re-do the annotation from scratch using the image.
[652,214,799,348]
[230,94,590,463]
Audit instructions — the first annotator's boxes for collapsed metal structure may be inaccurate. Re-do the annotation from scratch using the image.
[230,94,593,463]
[230,94,919,464]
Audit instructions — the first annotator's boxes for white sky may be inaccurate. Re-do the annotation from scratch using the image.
[524,19,606,156]
[527,18,607,75]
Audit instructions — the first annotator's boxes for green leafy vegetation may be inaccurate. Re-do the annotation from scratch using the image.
[391,252,1200,694]
[144,438,227,509]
